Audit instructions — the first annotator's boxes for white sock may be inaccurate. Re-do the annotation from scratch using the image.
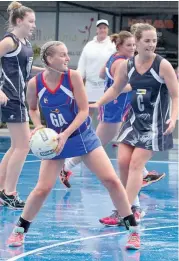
[143,167,148,178]
[132,195,140,208]
[64,156,82,171]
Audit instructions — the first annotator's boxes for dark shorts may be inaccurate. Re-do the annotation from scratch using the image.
[1,101,29,123]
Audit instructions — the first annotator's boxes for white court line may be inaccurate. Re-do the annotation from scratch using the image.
[7,225,178,261]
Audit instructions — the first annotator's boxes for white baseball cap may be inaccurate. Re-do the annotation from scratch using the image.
[96,19,109,27]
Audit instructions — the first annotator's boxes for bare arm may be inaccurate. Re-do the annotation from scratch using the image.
[95,60,128,107]
[112,59,132,93]
[26,77,43,128]
[0,37,17,104]
[160,59,179,134]
[62,70,89,137]
[122,84,132,93]
[0,37,16,57]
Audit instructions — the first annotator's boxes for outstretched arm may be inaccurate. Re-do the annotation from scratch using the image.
[91,60,128,108]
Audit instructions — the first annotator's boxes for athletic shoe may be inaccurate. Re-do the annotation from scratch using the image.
[59,168,72,188]
[131,206,145,223]
[0,190,25,209]
[7,227,25,247]
[126,227,140,250]
[142,171,166,188]
[99,210,124,226]
[99,207,145,226]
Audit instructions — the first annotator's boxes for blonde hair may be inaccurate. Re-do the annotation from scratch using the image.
[131,23,156,40]
[40,41,64,66]
[110,31,133,49]
[130,23,143,35]
[7,1,34,28]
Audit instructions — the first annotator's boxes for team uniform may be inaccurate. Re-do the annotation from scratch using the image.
[36,70,101,159]
[118,54,173,151]
[0,32,33,123]
[100,54,131,123]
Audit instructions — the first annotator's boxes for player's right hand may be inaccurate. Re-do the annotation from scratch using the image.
[30,125,45,138]
[0,90,9,106]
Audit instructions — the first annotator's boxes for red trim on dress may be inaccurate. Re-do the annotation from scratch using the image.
[41,72,64,94]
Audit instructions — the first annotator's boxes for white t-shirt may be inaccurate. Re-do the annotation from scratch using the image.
[77,36,116,102]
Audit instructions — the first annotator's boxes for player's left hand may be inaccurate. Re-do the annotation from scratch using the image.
[55,132,68,154]
[163,119,176,135]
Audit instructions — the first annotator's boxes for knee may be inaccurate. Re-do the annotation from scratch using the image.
[33,186,52,198]
[129,159,143,172]
[102,176,121,191]
[118,155,130,169]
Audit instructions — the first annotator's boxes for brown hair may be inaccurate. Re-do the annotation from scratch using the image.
[110,31,133,49]
[40,41,64,66]
[7,1,34,28]
[131,23,156,41]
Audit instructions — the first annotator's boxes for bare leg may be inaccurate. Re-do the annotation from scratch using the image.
[82,146,132,217]
[22,159,65,221]
[118,143,134,188]
[118,143,141,208]
[0,123,30,194]
[96,121,122,146]
[0,147,14,191]
[126,148,153,204]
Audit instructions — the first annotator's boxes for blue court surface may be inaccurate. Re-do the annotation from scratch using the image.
[0,137,178,261]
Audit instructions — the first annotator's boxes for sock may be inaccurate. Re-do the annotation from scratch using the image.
[123,214,137,230]
[143,167,148,178]
[132,195,140,208]
[64,157,82,171]
[16,216,31,233]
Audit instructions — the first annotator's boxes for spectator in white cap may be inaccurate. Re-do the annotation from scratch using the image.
[77,19,116,113]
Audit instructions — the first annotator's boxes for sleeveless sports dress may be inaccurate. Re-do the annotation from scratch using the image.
[117,54,173,151]
[36,70,101,159]
[100,54,131,123]
[1,32,33,123]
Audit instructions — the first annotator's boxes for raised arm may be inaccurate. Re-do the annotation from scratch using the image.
[92,60,128,108]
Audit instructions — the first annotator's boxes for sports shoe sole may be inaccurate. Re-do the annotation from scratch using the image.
[0,198,24,210]
[99,219,124,227]
[142,173,166,188]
